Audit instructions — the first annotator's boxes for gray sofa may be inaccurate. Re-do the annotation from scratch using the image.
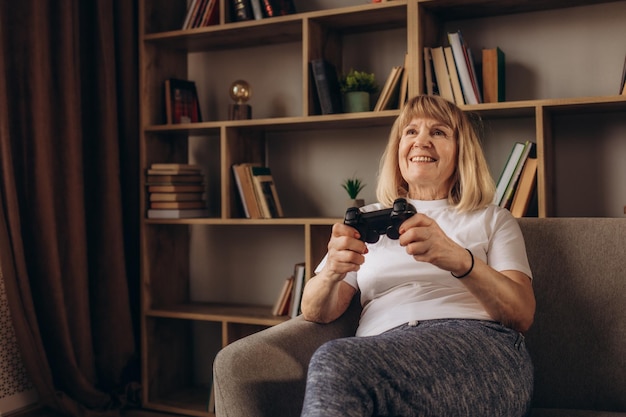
[213,218,626,417]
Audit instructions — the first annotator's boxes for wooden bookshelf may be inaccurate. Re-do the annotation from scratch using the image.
[139,0,626,414]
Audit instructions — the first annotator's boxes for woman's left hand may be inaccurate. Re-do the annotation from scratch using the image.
[397,213,536,333]
[397,213,471,276]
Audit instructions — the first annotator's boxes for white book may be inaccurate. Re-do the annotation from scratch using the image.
[289,263,306,318]
[447,30,479,105]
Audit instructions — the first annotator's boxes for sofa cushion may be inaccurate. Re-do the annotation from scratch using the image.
[519,218,626,412]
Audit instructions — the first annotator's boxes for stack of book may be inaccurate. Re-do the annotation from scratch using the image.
[425,30,505,105]
[232,163,284,219]
[146,163,209,219]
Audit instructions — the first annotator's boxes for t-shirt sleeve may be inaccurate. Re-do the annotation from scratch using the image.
[487,209,533,279]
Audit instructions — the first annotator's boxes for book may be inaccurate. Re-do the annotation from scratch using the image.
[146,174,204,183]
[230,0,253,21]
[149,192,205,202]
[466,48,482,103]
[430,47,456,103]
[482,47,505,103]
[150,201,206,209]
[148,184,205,193]
[164,79,202,124]
[444,46,465,105]
[260,0,295,17]
[146,168,201,175]
[619,53,626,95]
[398,53,410,108]
[151,163,202,171]
[310,59,343,115]
[500,141,536,209]
[190,0,209,27]
[198,0,219,27]
[249,0,263,19]
[289,263,306,318]
[423,47,437,96]
[510,157,538,218]
[232,163,264,219]
[272,276,293,316]
[447,30,480,105]
[250,166,284,218]
[182,0,201,29]
[146,208,209,219]
[494,141,527,206]
[373,65,403,111]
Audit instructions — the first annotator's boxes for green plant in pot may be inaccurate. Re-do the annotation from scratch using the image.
[340,69,377,113]
[342,176,366,207]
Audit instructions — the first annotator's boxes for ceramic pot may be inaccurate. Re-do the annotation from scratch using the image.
[348,198,365,208]
[343,91,370,113]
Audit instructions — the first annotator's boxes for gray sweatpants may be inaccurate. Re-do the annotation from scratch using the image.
[301,319,533,417]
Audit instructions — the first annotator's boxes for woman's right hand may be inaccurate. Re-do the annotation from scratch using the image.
[300,223,363,323]
[320,223,369,282]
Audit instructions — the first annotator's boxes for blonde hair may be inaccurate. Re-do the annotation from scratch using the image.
[376,95,495,212]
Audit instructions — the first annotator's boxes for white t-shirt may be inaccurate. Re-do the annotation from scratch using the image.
[317,199,532,337]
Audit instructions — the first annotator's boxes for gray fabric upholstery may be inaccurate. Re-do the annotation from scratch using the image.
[213,218,626,417]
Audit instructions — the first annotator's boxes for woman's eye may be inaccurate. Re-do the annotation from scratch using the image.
[405,128,417,136]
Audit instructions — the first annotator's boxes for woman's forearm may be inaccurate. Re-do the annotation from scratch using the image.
[301,275,356,323]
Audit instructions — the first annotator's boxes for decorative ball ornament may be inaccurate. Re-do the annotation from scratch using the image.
[229,80,251,105]
[228,80,252,120]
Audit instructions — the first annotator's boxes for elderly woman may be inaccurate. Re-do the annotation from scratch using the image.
[300,95,535,417]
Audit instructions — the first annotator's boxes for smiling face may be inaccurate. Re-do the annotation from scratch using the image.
[398,117,458,200]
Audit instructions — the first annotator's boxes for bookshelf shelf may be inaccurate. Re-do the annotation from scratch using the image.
[140,0,626,414]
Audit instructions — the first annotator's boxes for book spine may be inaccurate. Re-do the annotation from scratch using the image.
[249,0,263,19]
[231,0,253,21]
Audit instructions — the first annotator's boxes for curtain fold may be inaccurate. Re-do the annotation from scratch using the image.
[0,1,140,415]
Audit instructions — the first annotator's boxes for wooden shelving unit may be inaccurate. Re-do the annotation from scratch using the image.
[139,0,626,415]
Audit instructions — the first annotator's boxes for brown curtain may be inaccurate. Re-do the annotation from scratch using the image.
[0,1,140,416]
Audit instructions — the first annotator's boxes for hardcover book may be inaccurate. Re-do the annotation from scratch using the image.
[430,47,455,104]
[483,47,505,103]
[510,157,538,218]
[164,79,202,124]
[250,166,284,218]
[494,141,527,207]
[232,163,264,219]
[310,59,342,115]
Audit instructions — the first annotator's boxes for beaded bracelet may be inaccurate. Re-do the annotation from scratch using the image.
[451,248,474,279]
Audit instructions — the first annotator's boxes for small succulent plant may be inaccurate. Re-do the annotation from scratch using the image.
[341,176,366,199]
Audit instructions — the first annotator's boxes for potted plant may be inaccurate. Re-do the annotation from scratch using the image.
[339,69,378,113]
[342,176,366,207]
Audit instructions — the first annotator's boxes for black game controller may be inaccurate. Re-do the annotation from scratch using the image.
[344,198,417,243]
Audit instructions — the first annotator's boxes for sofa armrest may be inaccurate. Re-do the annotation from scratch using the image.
[213,296,361,417]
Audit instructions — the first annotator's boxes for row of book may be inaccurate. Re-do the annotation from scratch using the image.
[232,163,284,219]
[145,164,209,219]
[310,57,408,115]
[181,0,219,29]
[229,0,296,22]
[272,262,305,317]
[425,30,504,106]
[494,141,538,218]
